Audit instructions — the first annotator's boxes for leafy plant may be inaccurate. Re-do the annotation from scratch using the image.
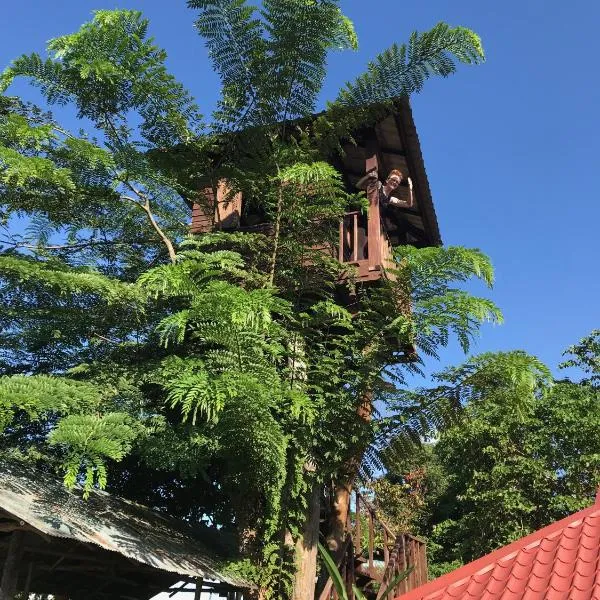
[318,542,412,600]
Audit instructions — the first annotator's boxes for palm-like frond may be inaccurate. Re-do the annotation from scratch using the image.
[2,10,201,145]
[190,0,358,127]
[188,0,264,126]
[390,246,502,357]
[336,23,484,106]
[371,352,552,476]
[261,0,357,122]
[48,412,139,497]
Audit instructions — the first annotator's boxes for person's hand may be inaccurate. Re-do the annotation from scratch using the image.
[407,176,413,190]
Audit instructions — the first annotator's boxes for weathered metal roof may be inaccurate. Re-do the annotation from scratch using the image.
[0,460,249,588]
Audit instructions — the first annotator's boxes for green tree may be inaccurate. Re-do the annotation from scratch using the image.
[382,340,600,573]
[0,5,496,598]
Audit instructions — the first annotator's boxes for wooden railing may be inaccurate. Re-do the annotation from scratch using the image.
[319,490,427,600]
[338,212,395,284]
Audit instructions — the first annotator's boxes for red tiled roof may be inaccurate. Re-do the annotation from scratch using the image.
[396,498,600,600]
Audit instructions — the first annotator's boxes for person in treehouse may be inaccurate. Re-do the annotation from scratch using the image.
[350,169,414,260]
[357,168,414,211]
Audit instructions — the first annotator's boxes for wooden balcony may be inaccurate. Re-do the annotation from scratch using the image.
[338,210,395,284]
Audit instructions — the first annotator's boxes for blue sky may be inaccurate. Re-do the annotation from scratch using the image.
[1,1,598,380]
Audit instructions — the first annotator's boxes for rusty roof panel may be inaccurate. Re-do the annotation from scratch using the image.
[0,461,249,588]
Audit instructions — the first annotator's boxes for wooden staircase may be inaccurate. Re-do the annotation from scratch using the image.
[319,490,427,600]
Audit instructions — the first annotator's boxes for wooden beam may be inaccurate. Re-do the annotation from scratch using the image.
[0,518,51,542]
[23,563,33,598]
[0,531,24,600]
[378,147,406,157]
[368,510,375,573]
[194,577,203,600]
[169,581,188,597]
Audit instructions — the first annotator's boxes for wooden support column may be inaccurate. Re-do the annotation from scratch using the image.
[397,535,407,596]
[346,537,355,600]
[193,577,203,600]
[365,143,381,270]
[368,510,374,573]
[353,491,361,555]
[0,531,24,600]
[383,528,389,566]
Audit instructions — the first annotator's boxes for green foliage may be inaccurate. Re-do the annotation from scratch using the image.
[318,542,348,599]
[1,10,202,145]
[49,412,140,498]
[1,10,200,270]
[0,6,495,598]
[318,542,411,600]
[336,23,484,107]
[560,329,600,385]
[0,255,142,303]
[0,374,101,430]
[395,345,600,569]
[0,147,74,190]
[393,245,501,356]
[189,0,358,127]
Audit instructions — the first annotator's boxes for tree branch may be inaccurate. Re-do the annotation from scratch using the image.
[120,186,177,264]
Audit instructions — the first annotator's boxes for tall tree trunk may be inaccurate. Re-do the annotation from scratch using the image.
[291,481,321,600]
[326,390,373,559]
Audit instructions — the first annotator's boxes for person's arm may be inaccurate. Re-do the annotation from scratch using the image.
[388,177,414,208]
[355,169,379,190]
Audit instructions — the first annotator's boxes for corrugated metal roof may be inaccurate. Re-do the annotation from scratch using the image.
[0,460,249,588]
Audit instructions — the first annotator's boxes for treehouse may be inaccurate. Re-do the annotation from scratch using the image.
[189,98,441,285]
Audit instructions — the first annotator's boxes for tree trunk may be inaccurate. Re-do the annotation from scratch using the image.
[0,531,24,600]
[327,482,351,556]
[292,481,321,600]
[326,391,373,560]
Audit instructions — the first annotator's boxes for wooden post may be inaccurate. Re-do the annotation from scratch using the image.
[347,539,355,600]
[368,510,374,573]
[292,481,321,600]
[365,140,381,272]
[354,491,361,555]
[339,216,345,263]
[383,528,389,567]
[194,577,203,600]
[407,539,416,591]
[397,535,407,596]
[0,531,24,600]
[352,213,358,262]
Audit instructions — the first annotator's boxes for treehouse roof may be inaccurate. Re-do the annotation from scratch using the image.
[154,98,441,247]
[334,98,441,247]
[396,494,600,600]
[0,460,249,598]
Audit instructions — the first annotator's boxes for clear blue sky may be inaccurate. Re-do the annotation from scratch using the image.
[2,1,598,380]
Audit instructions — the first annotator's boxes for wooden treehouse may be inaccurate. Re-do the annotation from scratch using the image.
[190,98,441,287]
[188,99,439,597]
